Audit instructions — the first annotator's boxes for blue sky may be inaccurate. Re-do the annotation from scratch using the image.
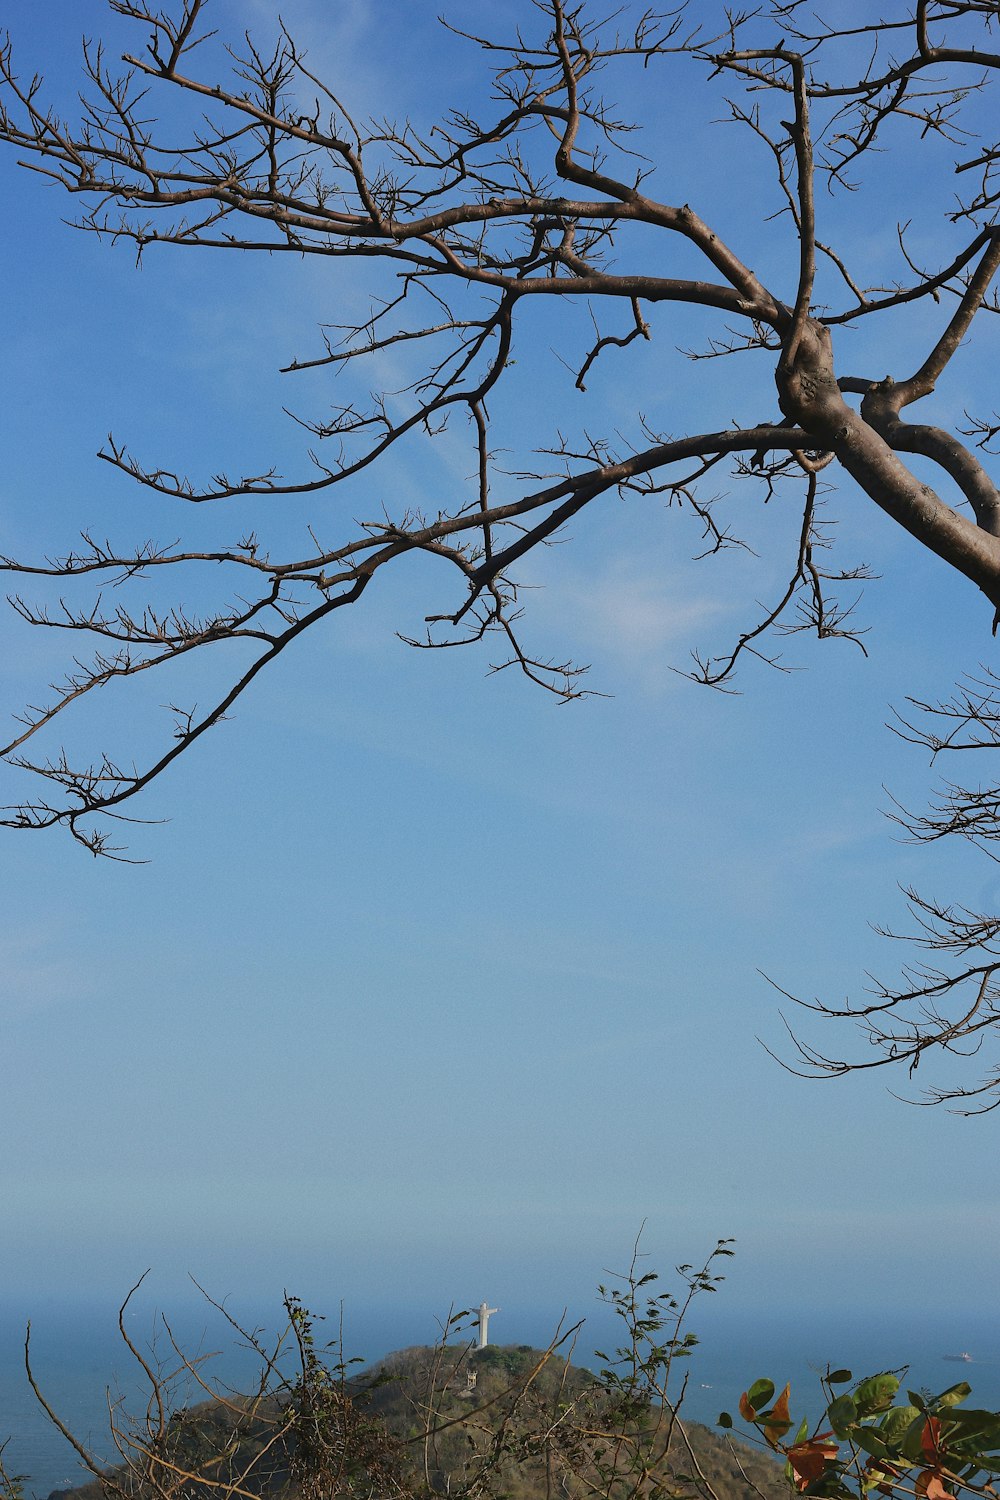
[0,0,998,1346]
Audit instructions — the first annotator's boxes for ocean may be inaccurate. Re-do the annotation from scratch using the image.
[2,1301,997,1500]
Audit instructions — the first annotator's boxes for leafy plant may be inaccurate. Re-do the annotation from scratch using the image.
[720,1369,1000,1500]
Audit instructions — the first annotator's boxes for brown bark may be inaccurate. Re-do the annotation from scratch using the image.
[777,320,1000,614]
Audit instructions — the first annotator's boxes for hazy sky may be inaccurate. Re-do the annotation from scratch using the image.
[1,0,998,1345]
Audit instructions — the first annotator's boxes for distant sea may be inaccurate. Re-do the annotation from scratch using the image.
[3,1302,998,1500]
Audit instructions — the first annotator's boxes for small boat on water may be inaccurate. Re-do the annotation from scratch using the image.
[943,1352,973,1363]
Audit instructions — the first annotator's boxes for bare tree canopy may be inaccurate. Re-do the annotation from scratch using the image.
[6,1,1000,1103]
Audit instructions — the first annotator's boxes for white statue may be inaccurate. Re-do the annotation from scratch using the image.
[476,1301,499,1349]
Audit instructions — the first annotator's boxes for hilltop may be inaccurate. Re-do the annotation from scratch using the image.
[45,1343,787,1500]
[364,1343,787,1500]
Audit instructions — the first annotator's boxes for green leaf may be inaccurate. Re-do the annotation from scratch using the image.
[828,1394,858,1439]
[956,1456,1000,1476]
[944,1411,1000,1447]
[879,1405,922,1449]
[794,1415,810,1446]
[854,1374,899,1417]
[828,1370,853,1385]
[852,1428,890,1461]
[933,1383,972,1409]
[718,1412,733,1429]
[747,1379,776,1411]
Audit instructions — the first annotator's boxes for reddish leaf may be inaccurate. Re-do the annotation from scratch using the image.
[764,1384,793,1448]
[916,1469,951,1500]
[739,1392,758,1422]
[787,1438,839,1491]
[921,1418,942,1463]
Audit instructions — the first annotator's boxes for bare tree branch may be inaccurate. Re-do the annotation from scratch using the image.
[6,2,1000,1096]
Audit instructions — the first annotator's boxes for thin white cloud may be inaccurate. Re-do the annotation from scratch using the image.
[527,553,732,693]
